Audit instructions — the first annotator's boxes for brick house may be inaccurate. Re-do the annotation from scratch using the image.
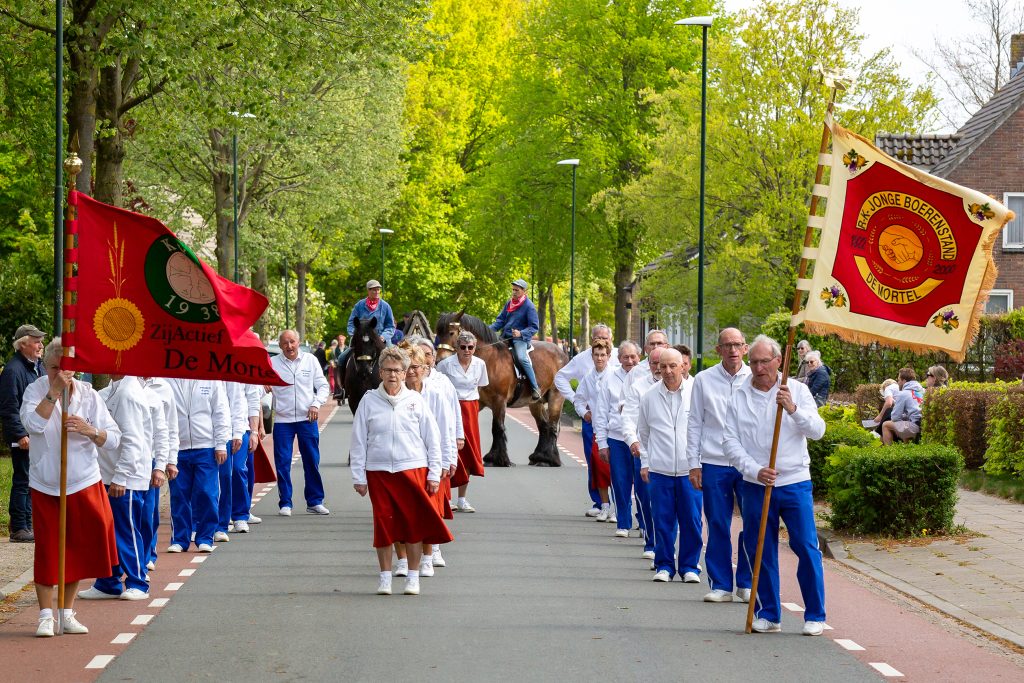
[876,35,1024,313]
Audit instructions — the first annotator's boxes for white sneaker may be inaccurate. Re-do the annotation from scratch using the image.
[377,575,392,595]
[227,523,234,532]
[36,616,55,637]
[306,504,330,515]
[419,560,435,577]
[736,588,752,603]
[682,572,701,584]
[585,507,601,518]
[457,499,475,513]
[608,514,617,524]
[432,548,446,567]
[614,528,629,538]
[650,561,656,571]
[120,588,149,601]
[652,570,671,582]
[61,612,89,634]
[751,618,781,633]
[803,621,825,636]
[596,507,610,522]
[77,586,119,600]
[279,507,292,516]
[234,520,250,533]
[166,543,183,553]
[641,550,655,560]
[404,577,420,595]
[394,559,409,577]
[248,514,262,524]
[214,531,230,542]
[197,543,214,553]
[704,589,734,603]
[146,560,155,571]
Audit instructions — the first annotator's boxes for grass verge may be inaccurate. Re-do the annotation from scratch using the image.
[960,469,1024,504]
[0,455,11,536]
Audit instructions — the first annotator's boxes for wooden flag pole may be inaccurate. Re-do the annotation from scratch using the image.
[744,79,841,633]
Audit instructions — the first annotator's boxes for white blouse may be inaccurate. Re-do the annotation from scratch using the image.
[436,355,489,401]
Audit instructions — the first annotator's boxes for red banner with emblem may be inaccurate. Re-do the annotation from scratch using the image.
[61,190,287,385]
[801,118,1014,361]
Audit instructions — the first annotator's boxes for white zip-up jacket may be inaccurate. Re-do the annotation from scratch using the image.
[723,374,826,488]
[269,352,329,423]
[225,382,250,440]
[554,347,620,404]
[170,378,231,452]
[637,377,694,476]
[573,365,609,420]
[245,384,263,420]
[686,362,752,470]
[622,361,656,448]
[350,385,442,486]
[143,378,179,467]
[422,372,459,470]
[135,378,171,473]
[98,378,155,490]
[593,365,631,448]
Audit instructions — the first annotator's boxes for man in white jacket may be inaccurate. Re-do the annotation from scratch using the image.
[723,335,827,636]
[622,344,665,556]
[168,378,230,553]
[686,328,753,604]
[267,330,331,516]
[637,347,701,584]
[216,382,250,539]
[81,375,162,599]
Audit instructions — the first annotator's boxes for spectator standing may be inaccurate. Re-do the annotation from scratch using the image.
[1,324,45,542]
[803,351,831,407]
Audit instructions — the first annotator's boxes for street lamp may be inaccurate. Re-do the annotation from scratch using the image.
[230,111,256,283]
[675,15,713,372]
[557,158,579,356]
[379,228,394,290]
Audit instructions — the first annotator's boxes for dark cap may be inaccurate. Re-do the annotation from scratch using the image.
[14,324,45,340]
[511,278,529,289]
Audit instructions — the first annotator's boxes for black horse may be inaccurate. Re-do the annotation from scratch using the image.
[343,317,384,415]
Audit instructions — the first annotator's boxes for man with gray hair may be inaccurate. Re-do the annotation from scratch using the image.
[0,324,45,542]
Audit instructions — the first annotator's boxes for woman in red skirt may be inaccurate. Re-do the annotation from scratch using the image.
[351,346,452,596]
[435,331,489,513]
[20,338,121,637]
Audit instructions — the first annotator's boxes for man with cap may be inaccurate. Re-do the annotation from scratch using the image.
[491,279,542,401]
[1,324,45,542]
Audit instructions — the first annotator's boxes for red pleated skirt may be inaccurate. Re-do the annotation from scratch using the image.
[31,481,118,586]
[437,478,454,520]
[590,441,611,489]
[457,400,485,478]
[367,469,454,548]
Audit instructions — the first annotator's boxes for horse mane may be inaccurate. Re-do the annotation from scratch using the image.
[436,311,500,345]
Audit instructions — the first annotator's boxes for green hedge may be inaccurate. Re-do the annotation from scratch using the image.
[984,392,1024,477]
[921,381,1018,469]
[827,443,963,536]
[808,417,877,498]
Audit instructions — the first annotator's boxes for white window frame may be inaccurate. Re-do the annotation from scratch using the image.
[1003,193,1024,249]
[985,288,1014,314]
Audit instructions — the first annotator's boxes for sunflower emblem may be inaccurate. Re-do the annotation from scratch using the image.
[842,149,867,174]
[931,310,959,333]
[967,202,995,221]
[93,223,144,366]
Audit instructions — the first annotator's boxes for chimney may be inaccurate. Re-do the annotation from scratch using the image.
[1012,34,1024,74]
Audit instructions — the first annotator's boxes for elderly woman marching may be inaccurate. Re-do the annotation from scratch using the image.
[20,338,121,637]
[723,335,827,636]
[435,330,488,513]
[351,346,453,596]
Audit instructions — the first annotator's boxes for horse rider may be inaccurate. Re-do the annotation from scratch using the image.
[490,278,542,401]
[338,280,397,383]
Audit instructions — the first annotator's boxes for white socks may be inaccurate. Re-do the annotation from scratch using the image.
[39,608,53,621]
[408,569,420,581]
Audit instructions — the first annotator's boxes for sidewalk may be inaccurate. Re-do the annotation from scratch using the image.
[822,488,1024,649]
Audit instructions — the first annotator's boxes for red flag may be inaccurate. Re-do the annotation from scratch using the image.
[62,190,287,385]
[253,438,277,483]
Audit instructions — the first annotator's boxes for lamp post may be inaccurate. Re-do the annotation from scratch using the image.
[229,111,256,283]
[379,228,394,290]
[557,158,579,356]
[675,15,713,372]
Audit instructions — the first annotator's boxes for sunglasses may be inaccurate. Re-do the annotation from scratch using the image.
[926,373,934,378]
[459,345,475,350]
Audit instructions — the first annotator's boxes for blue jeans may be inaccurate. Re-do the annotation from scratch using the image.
[273,421,325,509]
[8,447,31,533]
[648,472,703,578]
[95,487,148,594]
[170,448,219,549]
[739,479,825,623]
[511,338,539,391]
[702,463,751,593]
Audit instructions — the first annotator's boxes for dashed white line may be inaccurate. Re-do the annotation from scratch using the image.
[178,568,196,577]
[111,632,135,644]
[85,655,115,669]
[165,582,183,591]
[191,556,207,564]
[782,602,804,612]
[149,598,168,607]
[822,623,834,630]
[131,614,155,626]
[869,663,905,677]
[834,639,865,651]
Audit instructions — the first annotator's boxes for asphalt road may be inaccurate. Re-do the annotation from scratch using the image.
[95,407,880,683]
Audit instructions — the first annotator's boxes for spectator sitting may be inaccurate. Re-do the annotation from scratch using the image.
[872,378,898,436]
[881,367,924,445]
[803,351,830,407]
[925,365,949,392]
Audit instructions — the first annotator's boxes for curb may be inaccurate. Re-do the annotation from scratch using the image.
[817,527,1024,650]
[0,567,33,601]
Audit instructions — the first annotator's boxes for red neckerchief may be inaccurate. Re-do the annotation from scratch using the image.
[365,297,380,312]
[506,295,526,313]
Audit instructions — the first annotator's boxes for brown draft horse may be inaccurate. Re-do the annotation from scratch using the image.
[434,311,568,467]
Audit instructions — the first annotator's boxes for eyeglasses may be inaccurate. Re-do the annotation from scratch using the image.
[381,367,405,374]
[717,342,746,351]
[459,345,475,350]
[408,364,424,371]
[749,358,777,367]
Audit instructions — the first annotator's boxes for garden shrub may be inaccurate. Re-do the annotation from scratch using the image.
[852,383,883,421]
[808,416,876,498]
[826,443,963,536]
[921,381,1017,469]
[984,391,1024,477]
[994,339,1024,381]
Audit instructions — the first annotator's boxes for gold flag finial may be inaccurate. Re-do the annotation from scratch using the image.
[64,132,82,184]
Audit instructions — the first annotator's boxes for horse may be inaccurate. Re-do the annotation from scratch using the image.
[435,311,568,467]
[343,317,384,415]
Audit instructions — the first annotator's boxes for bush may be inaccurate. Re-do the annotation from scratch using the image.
[826,443,963,536]
[808,417,877,498]
[984,391,1024,477]
[921,381,1018,469]
[994,340,1024,381]
[852,383,883,421]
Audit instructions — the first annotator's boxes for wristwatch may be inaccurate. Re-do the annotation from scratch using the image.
[44,394,57,404]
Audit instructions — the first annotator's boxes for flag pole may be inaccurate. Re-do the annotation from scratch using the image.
[744,78,841,633]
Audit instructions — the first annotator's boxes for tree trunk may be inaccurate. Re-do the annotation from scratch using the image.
[547,284,559,347]
[581,298,590,347]
[210,131,233,278]
[614,265,633,345]
[536,282,548,340]
[94,62,124,206]
[295,261,308,343]
[66,38,99,194]
[252,260,268,339]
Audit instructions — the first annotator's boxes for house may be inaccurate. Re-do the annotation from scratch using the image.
[876,34,1024,313]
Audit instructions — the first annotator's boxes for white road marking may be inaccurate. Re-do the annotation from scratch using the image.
[111,632,135,644]
[131,614,155,625]
[178,568,196,577]
[782,602,804,612]
[869,663,905,677]
[165,582,183,591]
[191,556,207,564]
[85,655,115,669]
[149,598,169,607]
[822,623,834,630]
[835,639,865,651]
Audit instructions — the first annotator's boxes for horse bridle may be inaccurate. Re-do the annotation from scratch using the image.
[438,320,507,353]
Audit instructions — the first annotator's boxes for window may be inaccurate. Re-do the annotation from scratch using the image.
[1003,194,1024,249]
[985,289,1014,314]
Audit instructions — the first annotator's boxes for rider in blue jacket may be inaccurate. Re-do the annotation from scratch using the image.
[338,280,396,387]
[491,278,542,401]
